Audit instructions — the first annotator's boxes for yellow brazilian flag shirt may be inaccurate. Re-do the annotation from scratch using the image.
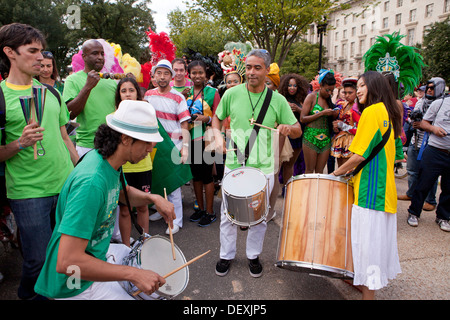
[349,102,401,214]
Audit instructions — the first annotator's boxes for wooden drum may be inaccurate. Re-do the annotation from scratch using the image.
[275,174,354,279]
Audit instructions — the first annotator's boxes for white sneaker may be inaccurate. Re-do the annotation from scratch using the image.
[165,225,180,235]
[149,212,163,221]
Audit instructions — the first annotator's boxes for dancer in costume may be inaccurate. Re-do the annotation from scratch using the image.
[301,69,339,173]
[331,77,360,167]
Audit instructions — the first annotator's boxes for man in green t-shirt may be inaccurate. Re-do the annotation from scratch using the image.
[0,23,78,299]
[63,39,117,156]
[211,49,301,278]
[34,100,176,299]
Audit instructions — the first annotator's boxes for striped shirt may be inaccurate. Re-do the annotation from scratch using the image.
[144,88,190,150]
[349,102,399,214]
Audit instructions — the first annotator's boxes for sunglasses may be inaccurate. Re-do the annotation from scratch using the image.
[42,51,53,59]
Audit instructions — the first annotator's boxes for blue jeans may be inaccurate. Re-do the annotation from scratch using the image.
[406,144,438,205]
[9,195,58,299]
[408,146,450,220]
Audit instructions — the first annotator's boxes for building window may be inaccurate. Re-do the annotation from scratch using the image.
[350,42,355,57]
[395,13,402,25]
[335,31,339,40]
[359,39,365,54]
[352,27,356,36]
[407,29,415,46]
[426,4,434,17]
[342,43,348,58]
[409,9,416,22]
[383,17,389,29]
[445,0,450,13]
[397,0,403,7]
[336,19,340,27]
[335,45,339,59]
[343,29,347,39]
[384,1,390,11]
[361,24,366,34]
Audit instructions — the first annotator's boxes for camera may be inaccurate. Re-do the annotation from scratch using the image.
[409,109,423,122]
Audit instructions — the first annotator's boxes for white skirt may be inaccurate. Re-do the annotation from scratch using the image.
[351,205,402,290]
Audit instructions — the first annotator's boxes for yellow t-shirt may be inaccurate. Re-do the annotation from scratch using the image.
[122,153,152,173]
[349,102,398,214]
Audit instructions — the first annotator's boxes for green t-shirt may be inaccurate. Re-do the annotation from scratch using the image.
[215,84,298,174]
[35,150,123,298]
[63,71,117,148]
[0,80,73,199]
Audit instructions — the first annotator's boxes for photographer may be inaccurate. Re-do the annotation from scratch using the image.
[407,93,450,232]
[398,78,446,211]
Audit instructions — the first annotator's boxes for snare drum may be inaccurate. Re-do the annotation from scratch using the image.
[221,167,269,227]
[276,174,354,279]
[121,235,189,299]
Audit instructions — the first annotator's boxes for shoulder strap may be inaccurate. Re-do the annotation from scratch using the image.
[0,85,6,146]
[119,169,144,236]
[349,122,392,177]
[42,83,61,106]
[230,88,273,164]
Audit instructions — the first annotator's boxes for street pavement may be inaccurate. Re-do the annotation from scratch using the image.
[0,172,449,301]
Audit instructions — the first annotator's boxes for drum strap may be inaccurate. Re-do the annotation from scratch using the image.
[120,169,144,236]
[230,88,273,164]
[349,122,392,177]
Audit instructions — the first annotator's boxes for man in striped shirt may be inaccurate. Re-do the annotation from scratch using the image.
[144,60,191,234]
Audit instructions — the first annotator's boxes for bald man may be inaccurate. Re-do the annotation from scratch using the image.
[63,39,117,157]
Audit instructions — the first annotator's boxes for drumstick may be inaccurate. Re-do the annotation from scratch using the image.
[132,250,211,297]
[165,188,176,261]
[249,119,278,132]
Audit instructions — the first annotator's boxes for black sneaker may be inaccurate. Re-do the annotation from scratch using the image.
[198,212,216,227]
[215,259,232,276]
[190,210,205,222]
[248,257,263,278]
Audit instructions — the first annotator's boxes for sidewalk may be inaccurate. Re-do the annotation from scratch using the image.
[0,174,448,300]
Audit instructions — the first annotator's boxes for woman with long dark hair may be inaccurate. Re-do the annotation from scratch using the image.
[278,73,309,183]
[331,70,403,300]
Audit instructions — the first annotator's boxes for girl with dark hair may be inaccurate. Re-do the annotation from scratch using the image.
[36,51,64,94]
[331,70,403,300]
[278,73,309,183]
[114,77,152,247]
[300,70,339,173]
[186,60,221,227]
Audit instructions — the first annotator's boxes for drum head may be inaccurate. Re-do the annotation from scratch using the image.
[222,167,267,197]
[140,236,189,297]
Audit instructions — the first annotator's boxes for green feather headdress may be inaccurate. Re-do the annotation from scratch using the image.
[363,32,425,97]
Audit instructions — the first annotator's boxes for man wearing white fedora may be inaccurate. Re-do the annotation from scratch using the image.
[35,100,176,300]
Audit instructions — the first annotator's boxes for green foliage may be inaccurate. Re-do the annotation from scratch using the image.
[192,0,336,67]
[421,19,450,84]
[0,0,155,77]
[279,40,327,81]
[168,8,238,57]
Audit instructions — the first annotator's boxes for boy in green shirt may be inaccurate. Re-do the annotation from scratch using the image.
[0,23,78,299]
[35,100,175,299]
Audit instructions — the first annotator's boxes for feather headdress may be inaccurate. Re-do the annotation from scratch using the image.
[363,32,425,97]
[146,29,176,65]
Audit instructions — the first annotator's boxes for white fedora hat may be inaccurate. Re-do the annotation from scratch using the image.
[151,59,176,78]
[106,100,163,143]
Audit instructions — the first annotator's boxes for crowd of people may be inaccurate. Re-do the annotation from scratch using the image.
[0,23,448,301]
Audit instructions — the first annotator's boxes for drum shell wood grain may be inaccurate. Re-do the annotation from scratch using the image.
[276,174,354,279]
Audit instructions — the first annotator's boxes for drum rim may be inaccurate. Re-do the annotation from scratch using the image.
[275,260,354,279]
[287,173,350,185]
